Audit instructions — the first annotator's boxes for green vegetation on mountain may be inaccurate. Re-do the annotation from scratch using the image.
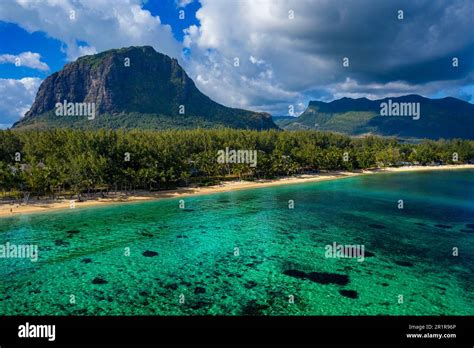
[14,111,244,131]
[275,95,474,139]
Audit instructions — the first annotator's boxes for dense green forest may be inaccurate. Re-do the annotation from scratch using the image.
[1,128,473,199]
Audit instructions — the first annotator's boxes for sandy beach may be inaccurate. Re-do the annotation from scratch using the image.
[1,164,473,218]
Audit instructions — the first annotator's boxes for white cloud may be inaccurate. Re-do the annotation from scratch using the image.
[0,77,42,128]
[183,0,474,114]
[176,0,194,8]
[249,56,265,66]
[0,51,49,71]
[1,0,472,123]
[0,0,182,61]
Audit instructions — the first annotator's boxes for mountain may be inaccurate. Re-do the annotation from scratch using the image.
[274,95,474,139]
[13,46,276,130]
[271,115,296,122]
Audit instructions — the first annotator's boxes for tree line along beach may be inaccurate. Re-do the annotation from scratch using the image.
[1,128,473,217]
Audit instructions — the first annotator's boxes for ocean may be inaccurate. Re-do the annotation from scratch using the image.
[1,170,473,315]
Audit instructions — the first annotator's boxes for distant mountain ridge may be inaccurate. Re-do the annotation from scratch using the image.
[14,46,276,130]
[274,95,474,139]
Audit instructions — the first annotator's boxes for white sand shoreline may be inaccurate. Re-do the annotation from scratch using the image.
[1,164,473,218]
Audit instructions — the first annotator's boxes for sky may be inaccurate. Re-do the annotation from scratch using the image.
[0,0,473,128]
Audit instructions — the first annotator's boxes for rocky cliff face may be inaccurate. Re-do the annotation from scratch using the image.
[16,46,276,130]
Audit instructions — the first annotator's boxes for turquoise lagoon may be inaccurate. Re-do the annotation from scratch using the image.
[1,170,473,315]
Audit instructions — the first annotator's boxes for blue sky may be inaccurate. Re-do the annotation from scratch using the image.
[143,0,201,42]
[0,0,473,128]
[0,0,201,80]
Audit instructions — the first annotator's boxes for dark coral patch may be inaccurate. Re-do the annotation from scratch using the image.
[142,250,158,257]
[395,260,414,267]
[241,300,269,315]
[339,290,359,299]
[163,283,178,290]
[66,230,80,238]
[92,277,108,285]
[194,287,206,294]
[307,272,349,286]
[189,301,208,310]
[465,223,474,229]
[244,281,258,289]
[283,269,349,285]
[54,239,69,247]
[183,209,194,212]
[81,258,92,264]
[435,224,452,229]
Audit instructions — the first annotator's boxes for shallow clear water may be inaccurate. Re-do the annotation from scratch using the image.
[1,170,473,315]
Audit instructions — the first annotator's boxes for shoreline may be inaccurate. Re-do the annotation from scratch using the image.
[1,164,473,218]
